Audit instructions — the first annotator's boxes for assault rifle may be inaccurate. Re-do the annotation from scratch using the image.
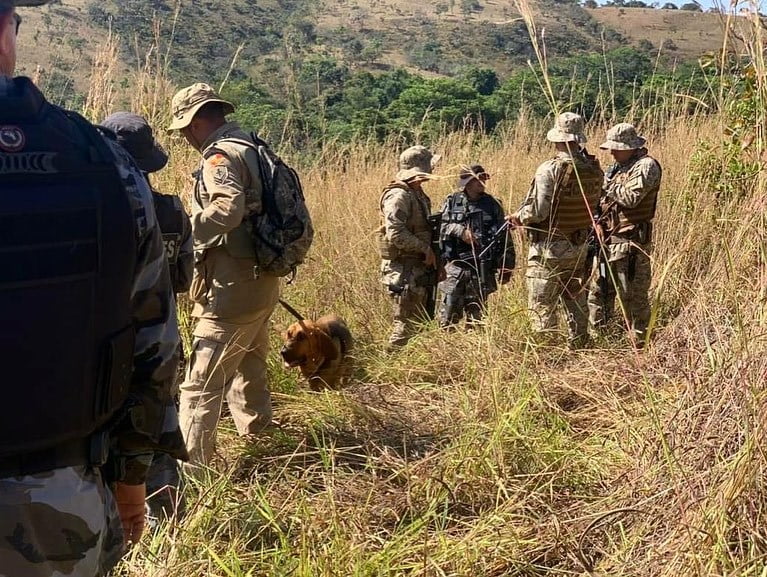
[422,213,443,320]
[466,219,513,300]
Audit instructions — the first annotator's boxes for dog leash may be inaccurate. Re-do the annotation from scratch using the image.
[278,299,306,321]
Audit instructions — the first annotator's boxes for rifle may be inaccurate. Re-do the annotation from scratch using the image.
[460,217,513,300]
[421,213,443,320]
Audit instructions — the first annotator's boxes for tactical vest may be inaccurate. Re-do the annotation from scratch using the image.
[377,182,432,260]
[544,156,603,237]
[153,191,186,293]
[0,78,137,461]
[612,153,661,231]
[441,192,504,262]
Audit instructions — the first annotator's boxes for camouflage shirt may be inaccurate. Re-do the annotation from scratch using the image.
[603,150,662,209]
[380,183,432,257]
[515,151,588,261]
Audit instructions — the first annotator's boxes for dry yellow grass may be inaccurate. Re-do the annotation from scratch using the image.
[61,5,767,575]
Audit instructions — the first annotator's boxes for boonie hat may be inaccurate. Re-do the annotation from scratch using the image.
[546,112,587,144]
[599,123,646,151]
[396,145,440,182]
[457,164,490,191]
[101,112,168,173]
[168,83,235,131]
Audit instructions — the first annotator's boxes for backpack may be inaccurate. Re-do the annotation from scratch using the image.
[204,134,313,277]
[0,78,137,463]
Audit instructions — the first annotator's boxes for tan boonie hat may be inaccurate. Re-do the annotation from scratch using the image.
[396,145,441,182]
[546,112,587,144]
[600,122,646,150]
[167,83,235,131]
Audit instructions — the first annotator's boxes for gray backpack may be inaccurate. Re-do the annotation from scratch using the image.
[205,134,313,277]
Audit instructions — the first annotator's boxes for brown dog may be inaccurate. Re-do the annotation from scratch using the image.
[280,315,353,391]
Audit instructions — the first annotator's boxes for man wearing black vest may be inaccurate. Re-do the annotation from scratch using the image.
[438,164,515,327]
[0,2,186,575]
[100,112,193,523]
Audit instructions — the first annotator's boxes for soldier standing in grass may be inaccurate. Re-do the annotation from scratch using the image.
[0,1,186,574]
[588,123,662,347]
[168,83,280,469]
[378,145,439,348]
[438,164,515,327]
[100,112,193,523]
[508,112,603,348]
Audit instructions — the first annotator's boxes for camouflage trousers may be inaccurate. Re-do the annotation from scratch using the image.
[587,243,652,344]
[438,261,488,328]
[0,466,124,577]
[382,260,429,347]
[525,242,589,347]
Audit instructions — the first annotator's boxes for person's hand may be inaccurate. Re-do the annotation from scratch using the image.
[499,268,513,285]
[113,482,147,545]
[461,228,475,245]
[506,214,522,228]
[424,247,437,269]
[438,265,447,282]
[594,222,605,244]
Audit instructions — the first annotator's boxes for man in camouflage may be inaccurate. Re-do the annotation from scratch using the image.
[588,123,661,347]
[378,145,439,348]
[169,83,279,469]
[0,2,186,575]
[100,112,193,523]
[438,164,515,327]
[509,112,603,348]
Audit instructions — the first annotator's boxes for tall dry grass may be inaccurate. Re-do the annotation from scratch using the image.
[55,6,767,576]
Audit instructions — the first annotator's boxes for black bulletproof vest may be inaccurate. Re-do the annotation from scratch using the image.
[0,77,137,456]
[442,192,503,262]
[152,191,185,293]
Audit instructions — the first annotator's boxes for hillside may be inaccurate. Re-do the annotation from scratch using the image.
[15,0,735,101]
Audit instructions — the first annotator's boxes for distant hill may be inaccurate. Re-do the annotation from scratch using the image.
[15,0,735,102]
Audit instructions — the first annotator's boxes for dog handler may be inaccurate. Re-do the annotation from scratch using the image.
[0,1,186,574]
[168,83,280,469]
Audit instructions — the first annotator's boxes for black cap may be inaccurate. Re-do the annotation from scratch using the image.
[100,112,168,173]
[457,164,490,191]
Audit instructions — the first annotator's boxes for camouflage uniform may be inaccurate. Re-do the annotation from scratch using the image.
[438,165,515,327]
[169,84,280,468]
[0,76,185,576]
[100,111,194,523]
[378,146,438,347]
[588,123,662,345]
[514,113,603,347]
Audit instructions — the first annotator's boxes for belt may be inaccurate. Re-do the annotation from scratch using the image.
[529,228,589,244]
[0,438,95,478]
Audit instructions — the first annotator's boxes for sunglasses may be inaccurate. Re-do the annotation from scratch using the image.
[13,13,21,35]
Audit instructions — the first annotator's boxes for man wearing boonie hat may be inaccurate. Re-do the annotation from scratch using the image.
[101,111,193,524]
[508,112,604,348]
[437,164,515,328]
[1,1,186,574]
[378,145,440,348]
[587,122,662,347]
[168,83,280,469]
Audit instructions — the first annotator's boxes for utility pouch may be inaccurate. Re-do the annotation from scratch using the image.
[637,222,653,244]
[377,225,399,260]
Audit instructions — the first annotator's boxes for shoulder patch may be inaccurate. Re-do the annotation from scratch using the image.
[207,154,227,167]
